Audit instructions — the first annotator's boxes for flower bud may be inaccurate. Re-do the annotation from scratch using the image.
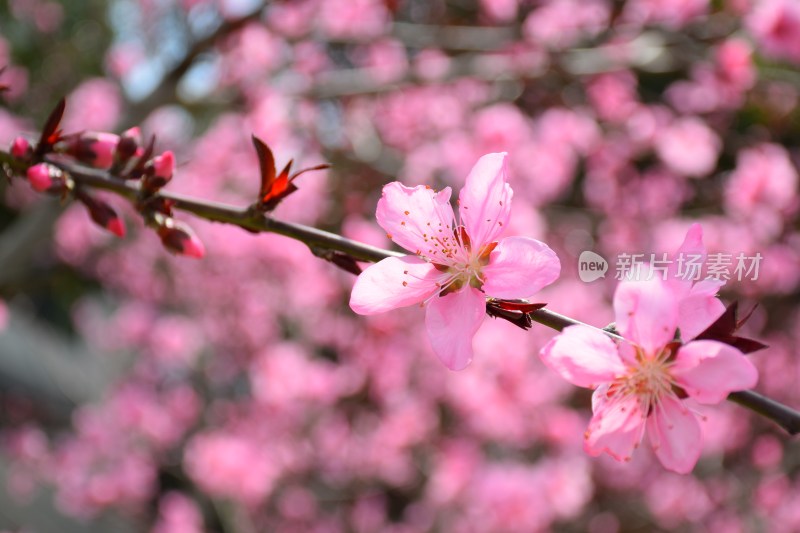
[158,221,205,259]
[115,127,142,164]
[26,163,61,192]
[77,192,126,237]
[10,137,31,159]
[63,132,120,169]
[153,151,174,180]
[144,150,175,192]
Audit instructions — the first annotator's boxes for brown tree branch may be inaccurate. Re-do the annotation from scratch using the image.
[1,149,798,436]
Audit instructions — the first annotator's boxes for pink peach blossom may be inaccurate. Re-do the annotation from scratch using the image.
[61,78,121,132]
[716,38,756,91]
[654,116,721,178]
[152,492,204,533]
[724,143,798,216]
[523,0,610,50]
[184,432,277,504]
[350,153,560,370]
[480,0,519,22]
[586,71,639,123]
[746,0,800,64]
[540,276,758,473]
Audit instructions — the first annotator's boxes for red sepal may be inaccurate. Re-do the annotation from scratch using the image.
[485,299,547,330]
[695,301,768,354]
[492,300,548,313]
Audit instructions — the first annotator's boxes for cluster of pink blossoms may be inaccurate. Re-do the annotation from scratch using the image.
[352,156,759,473]
[540,225,759,472]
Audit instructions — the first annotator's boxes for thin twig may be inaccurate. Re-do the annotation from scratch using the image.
[3,151,799,436]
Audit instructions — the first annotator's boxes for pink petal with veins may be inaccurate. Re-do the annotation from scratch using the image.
[647,394,702,474]
[668,223,706,297]
[376,182,455,263]
[613,277,678,356]
[482,236,560,299]
[677,279,726,340]
[458,152,512,248]
[584,392,645,463]
[350,256,443,314]
[424,287,485,370]
[672,340,758,404]
[540,325,625,388]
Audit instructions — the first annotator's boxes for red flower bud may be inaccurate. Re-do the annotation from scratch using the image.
[158,221,205,258]
[26,163,59,192]
[64,132,120,169]
[10,137,31,159]
[77,192,126,237]
[153,150,174,180]
[143,150,175,192]
[115,127,142,164]
[121,126,142,145]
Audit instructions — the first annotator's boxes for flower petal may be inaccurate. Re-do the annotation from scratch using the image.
[457,153,512,247]
[376,182,456,264]
[539,326,625,388]
[677,279,726,340]
[667,223,707,296]
[350,256,443,315]
[481,236,561,299]
[613,277,678,356]
[671,340,758,404]
[584,392,645,463]
[425,287,485,370]
[647,394,702,474]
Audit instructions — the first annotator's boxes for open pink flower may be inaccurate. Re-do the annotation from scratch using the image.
[350,153,560,370]
[540,276,758,473]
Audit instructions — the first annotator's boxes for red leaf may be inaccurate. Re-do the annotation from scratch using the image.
[252,135,329,211]
[695,301,767,354]
[253,135,277,199]
[262,159,294,204]
[35,98,66,155]
[289,163,330,180]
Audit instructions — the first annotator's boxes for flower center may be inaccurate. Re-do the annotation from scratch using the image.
[432,228,497,295]
[608,344,683,415]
